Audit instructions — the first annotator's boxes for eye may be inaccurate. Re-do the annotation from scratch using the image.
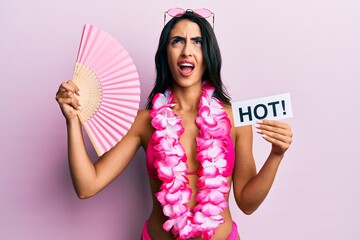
[171,37,184,45]
[193,38,203,45]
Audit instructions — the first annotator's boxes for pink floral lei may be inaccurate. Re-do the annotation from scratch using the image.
[150,82,232,239]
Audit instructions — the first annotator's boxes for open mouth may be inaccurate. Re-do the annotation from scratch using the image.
[178,62,195,76]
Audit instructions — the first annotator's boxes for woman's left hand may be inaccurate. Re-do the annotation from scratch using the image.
[255,120,293,156]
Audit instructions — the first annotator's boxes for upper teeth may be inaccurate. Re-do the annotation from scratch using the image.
[180,63,194,67]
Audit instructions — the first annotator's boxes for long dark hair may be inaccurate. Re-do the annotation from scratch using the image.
[146,11,231,109]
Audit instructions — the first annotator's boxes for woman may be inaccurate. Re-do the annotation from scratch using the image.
[56,10,293,240]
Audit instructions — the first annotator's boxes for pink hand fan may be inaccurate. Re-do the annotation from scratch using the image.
[72,24,140,156]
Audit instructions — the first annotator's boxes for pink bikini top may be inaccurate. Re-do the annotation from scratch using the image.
[146,133,235,179]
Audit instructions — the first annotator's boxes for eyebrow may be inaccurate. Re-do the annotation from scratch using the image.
[170,36,203,41]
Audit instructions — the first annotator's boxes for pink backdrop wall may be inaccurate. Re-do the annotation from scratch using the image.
[1,0,359,239]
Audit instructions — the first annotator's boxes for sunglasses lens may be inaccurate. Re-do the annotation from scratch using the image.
[194,8,212,18]
[167,8,185,17]
[164,8,214,28]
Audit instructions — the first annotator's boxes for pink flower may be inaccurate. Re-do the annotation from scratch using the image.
[152,89,173,110]
[196,188,226,204]
[200,175,229,189]
[162,175,188,193]
[198,144,224,161]
[163,203,188,218]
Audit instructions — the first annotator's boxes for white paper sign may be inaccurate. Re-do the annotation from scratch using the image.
[232,93,293,127]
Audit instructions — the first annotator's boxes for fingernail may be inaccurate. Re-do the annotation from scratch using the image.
[76,91,81,96]
[257,120,264,124]
[254,124,261,128]
[255,129,262,133]
[262,134,267,139]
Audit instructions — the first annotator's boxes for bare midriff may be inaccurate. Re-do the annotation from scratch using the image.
[146,175,236,240]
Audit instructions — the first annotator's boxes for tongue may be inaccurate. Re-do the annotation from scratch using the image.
[180,66,193,75]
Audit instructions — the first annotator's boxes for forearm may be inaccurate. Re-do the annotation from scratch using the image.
[237,152,283,214]
[66,118,97,198]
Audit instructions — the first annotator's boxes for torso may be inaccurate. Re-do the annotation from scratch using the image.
[139,105,238,240]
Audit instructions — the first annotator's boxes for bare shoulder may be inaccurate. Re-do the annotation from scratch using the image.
[223,104,252,142]
[131,109,154,148]
[132,109,152,130]
[135,109,151,121]
[223,104,233,122]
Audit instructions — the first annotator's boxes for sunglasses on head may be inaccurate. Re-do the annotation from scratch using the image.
[164,8,215,29]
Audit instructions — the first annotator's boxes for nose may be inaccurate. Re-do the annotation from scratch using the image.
[181,41,193,57]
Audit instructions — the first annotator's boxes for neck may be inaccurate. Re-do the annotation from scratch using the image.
[172,82,202,112]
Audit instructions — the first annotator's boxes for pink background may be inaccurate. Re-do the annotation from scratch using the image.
[1,0,359,239]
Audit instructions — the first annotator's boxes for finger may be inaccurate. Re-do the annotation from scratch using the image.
[255,124,292,139]
[56,81,81,105]
[66,80,80,94]
[262,134,290,152]
[56,91,80,109]
[59,98,80,110]
[258,128,292,145]
[58,81,80,95]
[56,89,75,101]
[255,120,293,146]
[257,119,291,131]
[255,120,292,137]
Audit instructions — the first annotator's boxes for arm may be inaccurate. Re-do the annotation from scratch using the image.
[56,81,143,199]
[233,120,293,215]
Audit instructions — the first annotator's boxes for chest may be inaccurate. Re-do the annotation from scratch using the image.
[176,111,200,171]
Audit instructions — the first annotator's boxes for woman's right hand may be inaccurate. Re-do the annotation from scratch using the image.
[55,80,81,121]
